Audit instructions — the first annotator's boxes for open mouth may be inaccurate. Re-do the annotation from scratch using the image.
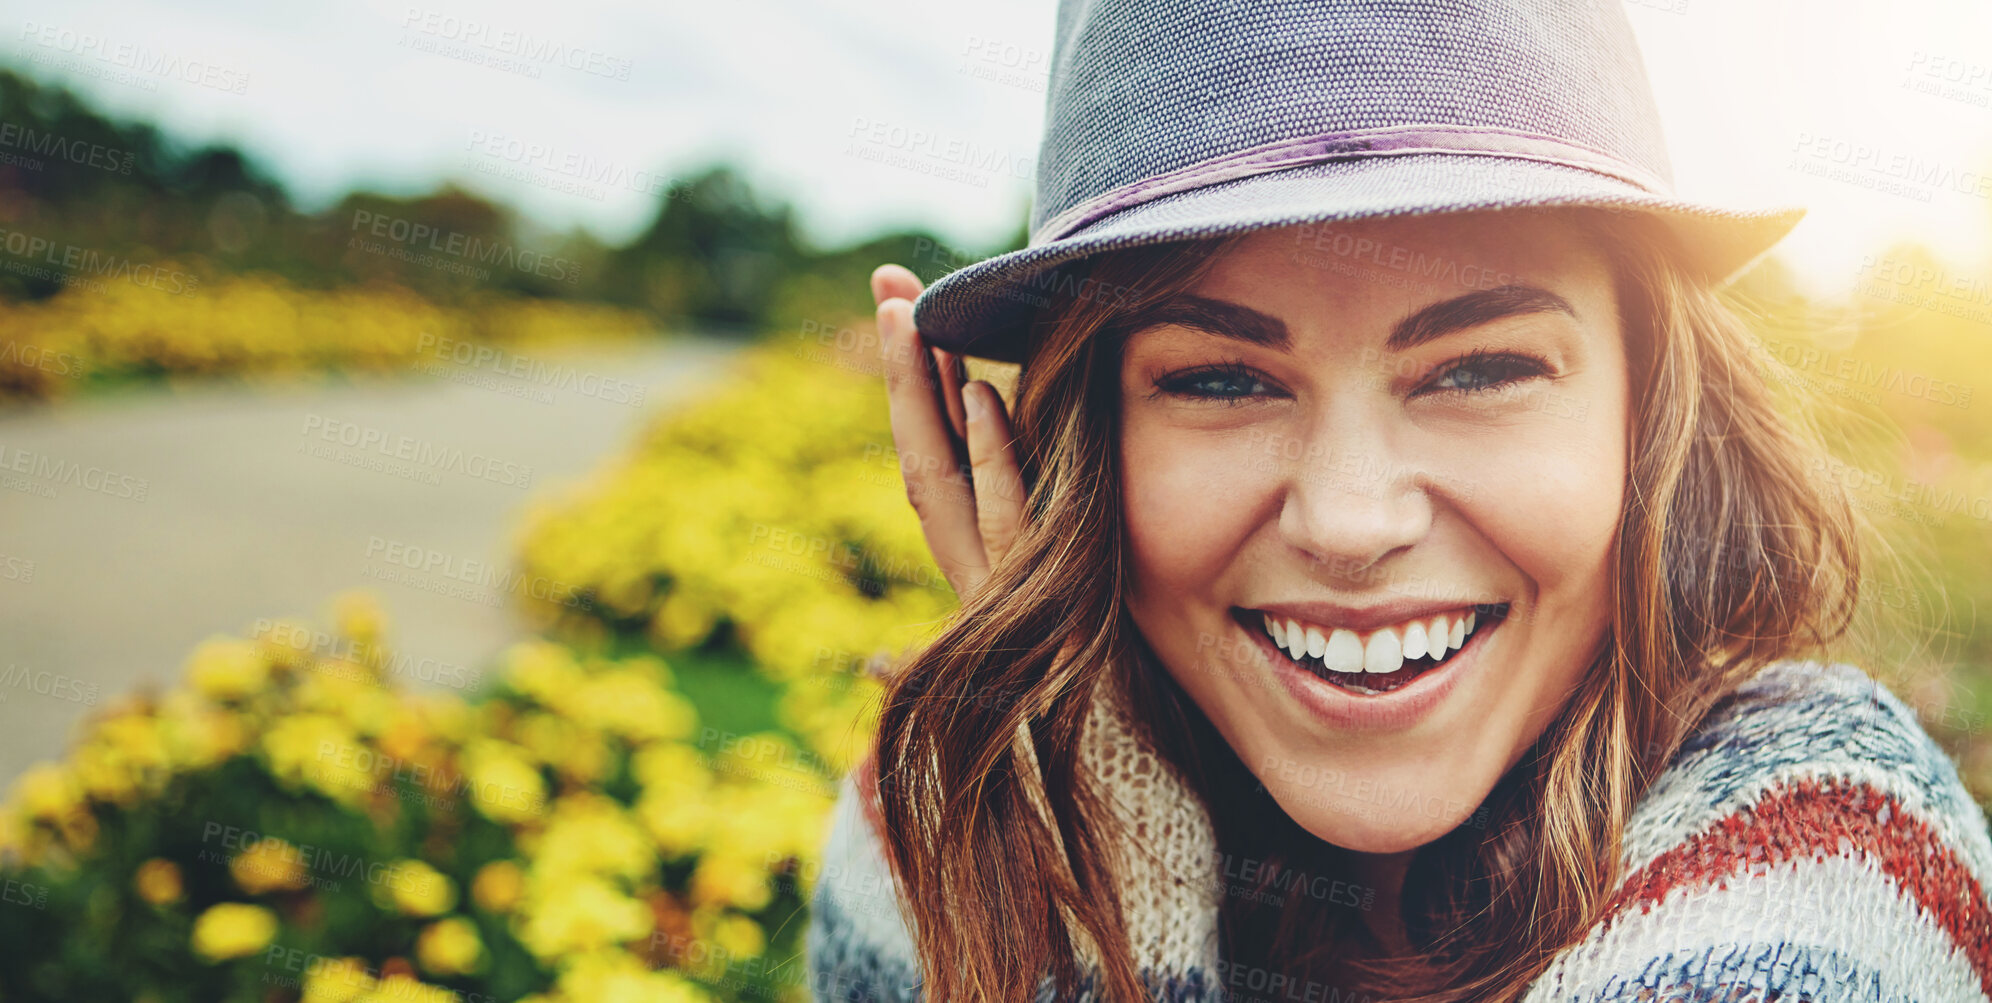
[1231,602,1510,696]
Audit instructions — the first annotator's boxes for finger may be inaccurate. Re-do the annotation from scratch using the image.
[878,297,988,598]
[964,381,1027,571]
[872,264,966,447]
[872,267,940,398]
[872,263,924,306]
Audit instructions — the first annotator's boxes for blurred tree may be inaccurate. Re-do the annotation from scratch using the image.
[600,164,807,332]
[0,67,1033,340]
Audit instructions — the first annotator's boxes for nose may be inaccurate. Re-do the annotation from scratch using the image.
[1274,414,1434,580]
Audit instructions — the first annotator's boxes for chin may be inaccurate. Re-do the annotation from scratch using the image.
[1260,774,1488,855]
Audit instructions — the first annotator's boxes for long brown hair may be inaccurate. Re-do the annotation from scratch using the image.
[868,206,1868,1002]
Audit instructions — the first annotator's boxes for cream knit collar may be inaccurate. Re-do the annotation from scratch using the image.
[1024,657,1226,980]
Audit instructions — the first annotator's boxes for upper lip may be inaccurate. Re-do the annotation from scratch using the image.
[1239,598,1506,634]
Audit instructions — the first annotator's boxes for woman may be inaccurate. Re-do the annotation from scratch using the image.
[807,2,1992,1001]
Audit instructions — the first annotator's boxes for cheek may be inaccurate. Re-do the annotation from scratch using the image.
[1444,403,1627,609]
[1119,421,1272,597]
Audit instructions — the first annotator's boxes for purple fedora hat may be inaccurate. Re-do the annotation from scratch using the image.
[909,0,1806,365]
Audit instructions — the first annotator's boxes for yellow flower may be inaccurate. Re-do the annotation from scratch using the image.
[711,731,831,797]
[359,975,458,1003]
[631,742,711,793]
[231,838,309,894]
[413,692,474,745]
[0,275,639,399]
[330,589,387,648]
[635,788,714,858]
[72,743,145,806]
[191,902,278,961]
[709,911,767,960]
[554,950,714,1003]
[156,693,250,769]
[645,589,717,648]
[261,713,374,806]
[471,860,524,913]
[515,874,652,959]
[500,640,586,711]
[301,956,374,1003]
[701,784,833,876]
[415,916,484,976]
[458,740,546,824]
[649,591,718,649]
[185,636,270,700]
[569,666,698,745]
[688,851,771,911]
[375,709,437,768]
[95,712,172,770]
[377,859,456,917]
[514,712,612,783]
[134,858,184,905]
[10,762,81,821]
[531,793,654,884]
[296,671,399,736]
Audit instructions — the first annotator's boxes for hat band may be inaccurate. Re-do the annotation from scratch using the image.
[1032,123,1672,245]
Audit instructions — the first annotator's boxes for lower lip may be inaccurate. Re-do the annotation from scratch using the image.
[1240,609,1501,732]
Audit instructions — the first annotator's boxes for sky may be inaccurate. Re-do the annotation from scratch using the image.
[7,0,1992,301]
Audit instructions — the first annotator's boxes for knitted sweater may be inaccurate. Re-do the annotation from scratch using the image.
[804,660,1992,1002]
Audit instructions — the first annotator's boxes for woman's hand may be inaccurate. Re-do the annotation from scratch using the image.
[872,263,1028,609]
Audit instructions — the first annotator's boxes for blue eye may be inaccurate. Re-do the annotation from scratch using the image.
[1149,350,1552,405]
[1152,363,1275,405]
[1422,351,1549,395]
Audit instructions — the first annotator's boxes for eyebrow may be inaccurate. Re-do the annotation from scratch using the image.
[1121,284,1578,353]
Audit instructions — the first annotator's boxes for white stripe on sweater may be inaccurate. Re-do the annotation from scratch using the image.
[1521,852,1984,1002]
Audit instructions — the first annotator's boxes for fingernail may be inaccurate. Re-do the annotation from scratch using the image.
[964,384,988,421]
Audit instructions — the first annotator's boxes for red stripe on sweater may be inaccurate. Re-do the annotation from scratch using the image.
[1599,775,1992,996]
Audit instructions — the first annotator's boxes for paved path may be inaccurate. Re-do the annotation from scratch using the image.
[0,335,745,786]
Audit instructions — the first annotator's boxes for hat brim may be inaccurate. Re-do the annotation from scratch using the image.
[909,153,1805,364]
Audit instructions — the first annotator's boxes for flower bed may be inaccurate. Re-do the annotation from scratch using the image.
[0,275,657,401]
[0,592,834,1003]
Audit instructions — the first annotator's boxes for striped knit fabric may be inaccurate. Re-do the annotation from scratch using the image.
[804,660,1992,1002]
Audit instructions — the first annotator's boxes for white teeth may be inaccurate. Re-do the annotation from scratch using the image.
[1401,621,1428,660]
[1322,629,1365,673]
[1427,615,1451,657]
[1362,628,1403,674]
[1255,606,1498,675]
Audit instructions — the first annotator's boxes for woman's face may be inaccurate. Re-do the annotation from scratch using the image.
[1118,211,1629,853]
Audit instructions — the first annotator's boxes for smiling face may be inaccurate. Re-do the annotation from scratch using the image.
[1117,210,1630,853]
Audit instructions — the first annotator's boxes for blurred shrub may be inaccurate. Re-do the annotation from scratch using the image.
[1728,253,1992,802]
[0,273,655,402]
[511,337,963,773]
[0,592,836,1003]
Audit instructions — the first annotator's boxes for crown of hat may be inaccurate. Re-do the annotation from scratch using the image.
[1030,0,1676,244]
